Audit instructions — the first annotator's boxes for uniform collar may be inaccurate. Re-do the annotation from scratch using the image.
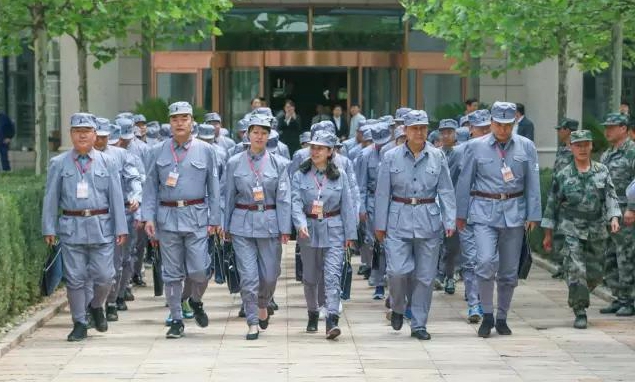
[248,148,266,161]
[172,137,193,150]
[487,133,515,148]
[403,141,430,159]
[72,148,96,160]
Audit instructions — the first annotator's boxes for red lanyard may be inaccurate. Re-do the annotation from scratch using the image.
[170,139,190,168]
[74,157,92,176]
[311,170,325,197]
[247,151,268,184]
[496,143,507,162]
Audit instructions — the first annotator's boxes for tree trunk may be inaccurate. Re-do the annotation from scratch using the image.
[610,19,624,111]
[33,25,49,175]
[76,31,89,112]
[556,42,568,123]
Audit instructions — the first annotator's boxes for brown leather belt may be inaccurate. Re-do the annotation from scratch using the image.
[160,198,205,207]
[62,208,109,217]
[235,203,276,211]
[391,196,436,205]
[470,191,524,200]
[307,210,340,219]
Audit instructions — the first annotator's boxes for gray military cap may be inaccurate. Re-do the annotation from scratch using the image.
[253,107,273,117]
[403,110,429,127]
[204,112,222,123]
[456,127,470,143]
[198,123,215,140]
[379,115,395,126]
[371,122,392,145]
[439,119,458,130]
[358,118,376,129]
[237,118,250,132]
[309,130,338,148]
[95,117,111,136]
[146,121,160,139]
[394,107,413,122]
[116,117,135,139]
[310,121,336,137]
[299,131,311,144]
[116,112,134,120]
[169,101,193,117]
[459,116,470,127]
[160,123,172,139]
[70,112,97,129]
[247,114,272,130]
[490,101,517,124]
[133,114,146,124]
[108,124,121,145]
[394,125,405,140]
[362,126,373,142]
[468,109,491,127]
[427,129,440,144]
[267,129,280,149]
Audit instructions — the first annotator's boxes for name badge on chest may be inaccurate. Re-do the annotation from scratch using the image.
[501,164,515,183]
[311,200,324,219]
[252,186,264,202]
[166,171,179,187]
[76,180,89,199]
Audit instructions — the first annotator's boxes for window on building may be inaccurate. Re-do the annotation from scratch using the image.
[216,8,309,51]
[362,68,400,118]
[312,8,404,51]
[422,74,462,121]
[408,28,447,52]
[157,73,198,106]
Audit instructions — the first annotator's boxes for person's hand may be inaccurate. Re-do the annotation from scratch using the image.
[145,221,156,238]
[298,226,310,239]
[542,229,553,252]
[610,217,620,234]
[359,212,367,223]
[280,234,290,244]
[224,231,232,242]
[526,221,538,231]
[127,200,139,213]
[624,210,635,226]
[345,240,354,248]
[44,235,56,246]
[456,218,467,231]
[375,230,386,243]
[445,229,455,237]
[116,235,127,246]
[208,225,221,236]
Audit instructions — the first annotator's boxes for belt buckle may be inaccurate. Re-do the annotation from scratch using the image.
[317,212,324,220]
[257,204,264,212]
[499,193,508,200]
[82,209,91,217]
[410,197,418,205]
[176,200,185,207]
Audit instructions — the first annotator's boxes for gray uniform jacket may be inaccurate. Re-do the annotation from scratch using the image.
[126,138,148,181]
[357,144,382,214]
[215,136,236,152]
[42,149,128,244]
[380,140,397,157]
[455,133,542,227]
[101,145,143,205]
[142,138,221,231]
[225,150,292,238]
[443,145,462,187]
[291,168,357,248]
[375,143,456,239]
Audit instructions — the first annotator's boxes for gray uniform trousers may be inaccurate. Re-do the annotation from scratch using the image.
[301,246,344,315]
[106,212,137,303]
[133,227,148,279]
[232,235,282,326]
[159,228,211,321]
[63,242,115,324]
[473,225,524,320]
[438,234,460,279]
[385,235,441,329]
[367,198,386,287]
[458,223,480,307]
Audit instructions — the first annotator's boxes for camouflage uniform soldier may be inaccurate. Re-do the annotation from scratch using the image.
[542,130,621,329]
[550,118,578,279]
[599,113,635,316]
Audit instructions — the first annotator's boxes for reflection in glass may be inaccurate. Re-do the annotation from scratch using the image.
[157,73,197,106]
[362,68,400,118]
[422,74,462,121]
[223,69,260,134]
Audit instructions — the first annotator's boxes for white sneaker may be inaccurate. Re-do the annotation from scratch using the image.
[338,301,343,315]
[319,306,326,320]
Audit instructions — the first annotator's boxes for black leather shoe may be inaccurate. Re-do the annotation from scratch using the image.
[238,306,246,318]
[307,311,319,333]
[259,313,270,330]
[478,313,494,338]
[391,312,404,331]
[326,314,341,340]
[357,265,366,275]
[573,314,587,329]
[116,297,128,311]
[246,325,259,340]
[616,303,635,317]
[270,298,279,311]
[188,298,209,328]
[411,328,431,340]
[85,309,94,329]
[267,305,275,316]
[124,288,135,302]
[90,306,108,333]
[362,267,371,280]
[166,320,184,339]
[495,319,512,335]
[600,300,621,314]
[132,274,147,287]
[67,322,87,342]
[444,278,456,295]
[106,305,119,322]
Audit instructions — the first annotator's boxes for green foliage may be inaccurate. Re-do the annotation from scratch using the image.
[583,113,609,154]
[0,173,48,326]
[134,98,207,124]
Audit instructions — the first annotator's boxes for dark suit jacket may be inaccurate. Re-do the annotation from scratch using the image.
[277,114,302,154]
[330,116,348,138]
[0,113,15,141]
[517,116,534,142]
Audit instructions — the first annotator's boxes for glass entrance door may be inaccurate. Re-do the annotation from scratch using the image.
[221,68,260,135]
[361,68,400,119]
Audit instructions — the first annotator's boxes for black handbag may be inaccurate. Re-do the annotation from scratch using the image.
[295,242,303,282]
[212,235,225,285]
[340,247,353,300]
[518,230,533,279]
[223,241,241,294]
[149,242,163,297]
[371,240,382,270]
[40,243,64,296]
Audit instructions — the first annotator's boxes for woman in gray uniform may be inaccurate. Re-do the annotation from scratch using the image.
[291,130,357,340]
[224,114,292,340]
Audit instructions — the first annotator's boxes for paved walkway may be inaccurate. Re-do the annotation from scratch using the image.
[1,243,635,382]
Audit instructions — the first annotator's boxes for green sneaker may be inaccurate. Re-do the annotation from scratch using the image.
[182,300,195,319]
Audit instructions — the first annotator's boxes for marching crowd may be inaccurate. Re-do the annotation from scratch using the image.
[41,98,635,343]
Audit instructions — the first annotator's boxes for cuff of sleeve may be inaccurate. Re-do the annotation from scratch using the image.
[541,218,555,229]
[628,202,635,211]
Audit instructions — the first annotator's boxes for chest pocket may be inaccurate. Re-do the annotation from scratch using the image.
[389,166,403,185]
[190,161,207,171]
[93,169,110,191]
[477,157,494,169]
[510,155,527,178]
[156,159,172,185]
[423,165,440,188]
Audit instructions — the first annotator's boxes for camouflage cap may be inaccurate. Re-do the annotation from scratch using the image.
[601,113,628,126]
[570,129,593,144]
[438,119,458,130]
[555,118,579,130]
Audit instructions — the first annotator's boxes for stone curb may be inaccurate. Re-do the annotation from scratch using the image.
[533,254,614,302]
[0,295,68,358]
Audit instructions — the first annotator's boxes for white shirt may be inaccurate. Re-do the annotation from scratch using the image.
[333,116,341,130]
[513,115,523,135]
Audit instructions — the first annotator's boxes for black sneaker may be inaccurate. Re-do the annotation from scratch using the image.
[259,314,270,330]
[85,309,94,329]
[478,313,494,338]
[325,314,341,340]
[116,297,128,311]
[90,306,108,333]
[306,311,319,333]
[444,278,456,295]
[166,320,184,339]
[494,319,512,335]
[599,300,621,314]
[123,288,135,302]
[238,305,246,318]
[270,298,279,311]
[106,305,119,322]
[616,303,635,317]
[573,313,587,329]
[132,274,147,287]
[188,298,209,328]
[411,328,431,340]
[67,322,88,342]
[391,312,404,331]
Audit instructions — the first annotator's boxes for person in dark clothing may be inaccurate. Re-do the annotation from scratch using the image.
[514,103,535,141]
[0,112,15,171]
[277,99,302,154]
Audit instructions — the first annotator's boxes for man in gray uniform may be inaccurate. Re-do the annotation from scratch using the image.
[456,102,541,337]
[143,101,222,339]
[204,112,236,152]
[42,113,128,341]
[375,110,456,340]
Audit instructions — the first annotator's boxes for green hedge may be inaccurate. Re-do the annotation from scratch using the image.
[0,173,48,325]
